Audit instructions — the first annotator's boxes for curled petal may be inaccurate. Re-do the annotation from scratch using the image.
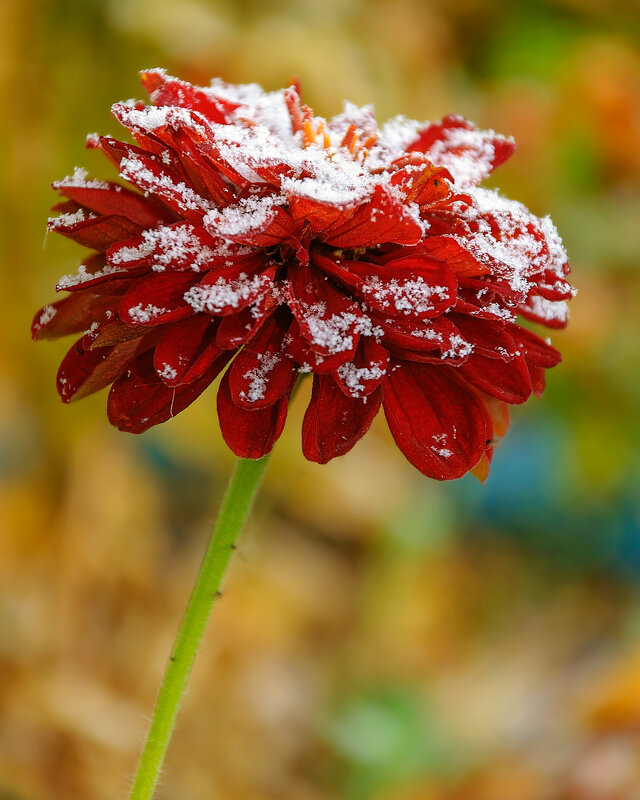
[302,374,381,463]
[153,316,220,385]
[519,294,569,329]
[107,222,254,273]
[217,369,289,458]
[459,353,533,404]
[48,210,142,252]
[383,361,489,480]
[119,271,197,326]
[108,349,230,433]
[52,175,167,228]
[506,324,561,368]
[227,312,296,408]
[32,292,116,340]
[140,69,239,123]
[289,264,364,362]
[333,339,389,399]
[407,115,515,187]
[57,333,145,402]
[288,185,423,248]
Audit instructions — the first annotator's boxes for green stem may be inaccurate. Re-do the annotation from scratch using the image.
[128,455,270,800]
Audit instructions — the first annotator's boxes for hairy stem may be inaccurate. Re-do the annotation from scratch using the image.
[128,455,270,800]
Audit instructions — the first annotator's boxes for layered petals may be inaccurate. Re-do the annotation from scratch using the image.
[36,70,572,481]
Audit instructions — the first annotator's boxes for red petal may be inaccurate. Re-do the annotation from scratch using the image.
[108,349,230,433]
[389,159,456,207]
[204,192,297,248]
[227,312,296,409]
[448,313,519,360]
[57,334,144,402]
[333,338,389,399]
[214,292,279,349]
[91,135,210,221]
[289,265,363,363]
[407,115,515,187]
[302,374,381,463]
[459,353,533,404]
[217,369,289,458]
[186,261,277,316]
[107,222,255,273]
[52,178,166,228]
[289,185,422,248]
[382,361,489,480]
[528,364,547,396]
[506,324,562,368]
[31,292,116,340]
[418,235,489,277]
[140,69,239,124]
[345,254,458,321]
[519,295,569,329]
[153,316,220,385]
[119,272,198,326]
[49,212,142,252]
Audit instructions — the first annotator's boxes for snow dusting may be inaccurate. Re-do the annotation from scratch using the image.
[240,351,282,403]
[183,273,270,313]
[127,303,168,323]
[363,276,450,315]
[336,361,386,398]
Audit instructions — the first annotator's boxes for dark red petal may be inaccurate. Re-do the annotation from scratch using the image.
[289,264,363,362]
[204,191,298,248]
[48,212,142,252]
[108,349,231,433]
[90,135,210,221]
[382,361,489,480]
[348,254,458,321]
[528,364,547,395]
[374,314,467,362]
[217,369,289,458]
[57,335,143,402]
[52,178,166,228]
[284,320,356,375]
[447,313,519,360]
[119,272,198,326]
[118,149,211,221]
[333,338,389,399]
[153,316,220,385]
[214,292,279,349]
[31,292,116,340]
[506,324,562,368]
[227,312,296,409]
[187,262,277,316]
[459,353,533,404]
[302,374,381,463]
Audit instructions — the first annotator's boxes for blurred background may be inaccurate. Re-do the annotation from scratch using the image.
[1,0,640,798]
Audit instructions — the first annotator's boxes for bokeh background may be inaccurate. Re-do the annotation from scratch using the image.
[2,0,640,798]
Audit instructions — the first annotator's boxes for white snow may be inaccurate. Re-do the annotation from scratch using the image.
[127,303,167,323]
[183,273,270,313]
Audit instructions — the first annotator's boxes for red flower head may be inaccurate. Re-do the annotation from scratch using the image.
[33,70,573,480]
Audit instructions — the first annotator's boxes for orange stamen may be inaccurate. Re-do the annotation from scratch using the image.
[341,124,358,153]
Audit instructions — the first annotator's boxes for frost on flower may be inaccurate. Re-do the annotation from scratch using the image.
[33,69,574,481]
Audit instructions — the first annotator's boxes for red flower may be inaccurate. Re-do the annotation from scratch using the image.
[33,70,573,480]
